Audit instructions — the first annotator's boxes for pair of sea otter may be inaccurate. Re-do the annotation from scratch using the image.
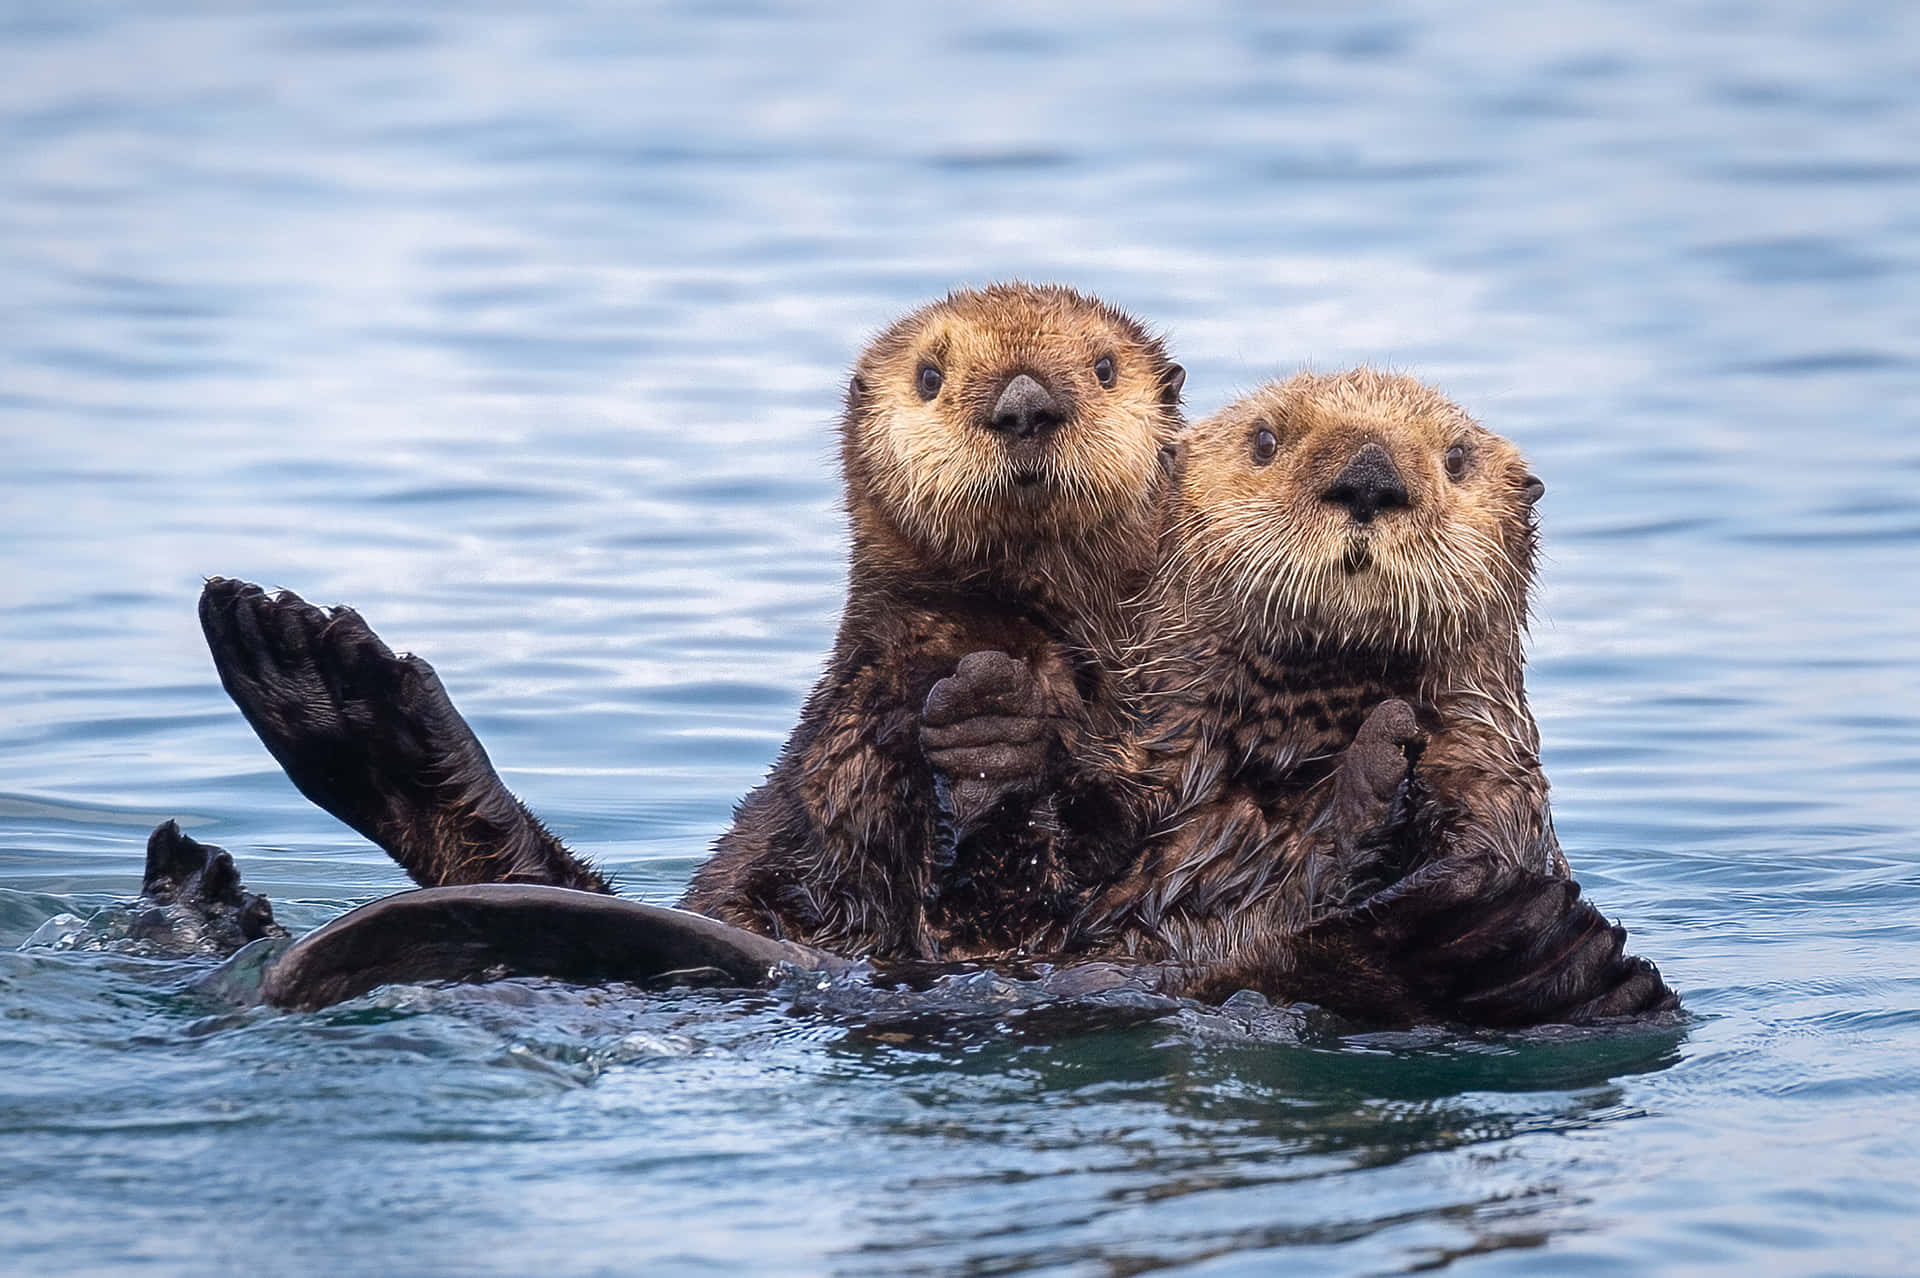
[174,283,1674,1027]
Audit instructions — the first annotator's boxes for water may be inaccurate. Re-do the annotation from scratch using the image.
[2,1,1917,1272]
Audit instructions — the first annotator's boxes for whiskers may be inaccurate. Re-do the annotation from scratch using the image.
[1153,500,1530,662]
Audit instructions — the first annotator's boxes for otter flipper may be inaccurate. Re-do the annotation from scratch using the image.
[261,884,850,1011]
[199,578,607,892]
[30,822,288,957]
[135,820,286,954]
[1287,857,1680,1027]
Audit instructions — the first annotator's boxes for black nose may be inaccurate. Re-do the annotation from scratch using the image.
[1322,443,1410,523]
[989,374,1064,440]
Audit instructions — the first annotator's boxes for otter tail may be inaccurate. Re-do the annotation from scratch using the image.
[253,884,849,1011]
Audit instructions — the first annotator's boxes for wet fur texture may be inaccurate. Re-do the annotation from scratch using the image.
[1107,368,1565,917]
[681,283,1185,957]
[930,369,1676,1025]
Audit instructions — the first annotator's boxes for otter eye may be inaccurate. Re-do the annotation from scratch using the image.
[1094,356,1116,388]
[916,365,943,400]
[1251,422,1278,466]
[1444,443,1470,480]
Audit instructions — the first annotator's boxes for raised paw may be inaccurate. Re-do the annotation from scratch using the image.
[921,650,1054,841]
[198,578,607,891]
[200,578,487,845]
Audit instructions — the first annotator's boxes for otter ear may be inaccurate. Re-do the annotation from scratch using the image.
[1158,438,1185,474]
[1520,474,1545,506]
[1160,363,1186,407]
[846,373,867,406]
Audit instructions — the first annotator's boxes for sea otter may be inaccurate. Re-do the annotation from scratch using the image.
[925,369,1676,1025]
[199,283,1187,960]
[682,283,1187,957]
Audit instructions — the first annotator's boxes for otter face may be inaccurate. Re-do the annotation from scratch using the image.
[1179,369,1543,653]
[844,283,1185,563]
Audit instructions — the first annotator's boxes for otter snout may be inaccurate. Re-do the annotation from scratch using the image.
[1322,443,1410,524]
[989,374,1065,441]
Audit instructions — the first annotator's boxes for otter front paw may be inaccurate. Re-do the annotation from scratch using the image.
[1343,699,1426,805]
[921,649,1052,841]
[1323,698,1426,888]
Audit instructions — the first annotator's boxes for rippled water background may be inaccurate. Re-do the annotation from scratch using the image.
[3,2,1917,1273]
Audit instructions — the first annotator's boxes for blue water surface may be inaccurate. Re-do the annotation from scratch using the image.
[2,2,1917,1273]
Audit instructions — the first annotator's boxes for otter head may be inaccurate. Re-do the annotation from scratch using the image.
[1176,369,1543,656]
[842,283,1185,577]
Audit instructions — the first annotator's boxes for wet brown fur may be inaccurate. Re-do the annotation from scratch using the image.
[1073,369,1562,965]
[678,283,1185,959]
[917,368,1671,1023]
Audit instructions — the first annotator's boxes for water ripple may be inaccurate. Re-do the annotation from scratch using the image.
[2,2,1918,1274]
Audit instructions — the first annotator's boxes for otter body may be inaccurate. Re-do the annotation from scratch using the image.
[192,319,1674,1023]
[930,369,1674,1025]
[683,284,1185,958]
[681,591,1104,957]
[1085,370,1560,942]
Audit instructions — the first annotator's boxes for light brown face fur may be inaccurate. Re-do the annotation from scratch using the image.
[1173,369,1543,655]
[843,283,1185,568]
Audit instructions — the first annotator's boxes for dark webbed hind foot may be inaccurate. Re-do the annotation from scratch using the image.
[134,820,285,955]
[199,577,608,892]
[1286,856,1681,1028]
